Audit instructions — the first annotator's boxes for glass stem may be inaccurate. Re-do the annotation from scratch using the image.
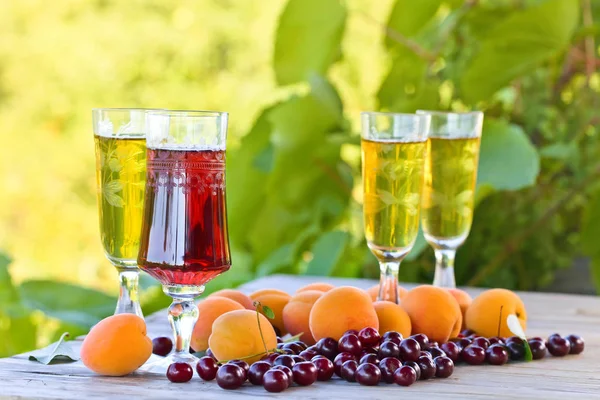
[115,269,143,318]
[378,261,400,304]
[168,296,200,362]
[433,249,456,288]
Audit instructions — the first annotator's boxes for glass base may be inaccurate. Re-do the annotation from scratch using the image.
[139,353,200,374]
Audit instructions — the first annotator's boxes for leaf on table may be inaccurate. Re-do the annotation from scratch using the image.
[506,314,532,361]
[28,332,79,364]
[262,305,275,320]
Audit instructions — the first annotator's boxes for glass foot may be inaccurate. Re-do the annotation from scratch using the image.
[139,353,200,374]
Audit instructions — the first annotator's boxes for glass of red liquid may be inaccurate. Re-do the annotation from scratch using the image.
[138,110,230,367]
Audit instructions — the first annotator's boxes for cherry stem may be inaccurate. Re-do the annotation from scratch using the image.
[216,347,280,365]
[497,305,504,337]
[253,301,269,355]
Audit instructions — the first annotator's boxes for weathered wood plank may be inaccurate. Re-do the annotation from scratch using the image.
[1,275,599,400]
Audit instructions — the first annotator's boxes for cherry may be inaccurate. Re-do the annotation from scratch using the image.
[355,362,381,386]
[277,337,283,344]
[461,345,486,365]
[360,348,378,358]
[273,354,296,369]
[382,331,403,345]
[338,334,363,356]
[166,362,193,383]
[299,348,319,361]
[216,364,245,389]
[344,329,359,337]
[263,369,289,393]
[283,342,304,355]
[507,342,525,361]
[316,337,338,360]
[434,356,454,378]
[152,337,173,357]
[379,357,402,384]
[358,327,381,348]
[359,353,380,365]
[471,337,490,350]
[399,338,421,362]
[489,337,505,345]
[272,365,293,385]
[247,361,271,385]
[547,335,570,357]
[261,353,280,365]
[228,360,249,380]
[205,348,217,360]
[312,357,335,381]
[394,365,417,386]
[420,350,432,359]
[294,341,309,351]
[428,347,446,359]
[440,342,460,362]
[456,337,472,350]
[427,341,439,349]
[403,361,421,380]
[291,361,317,386]
[485,344,509,365]
[410,333,429,349]
[341,360,358,382]
[196,356,218,381]
[505,336,525,346]
[334,352,355,377]
[528,339,547,360]
[460,329,475,337]
[378,340,401,359]
[565,334,585,355]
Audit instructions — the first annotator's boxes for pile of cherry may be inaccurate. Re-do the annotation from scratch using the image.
[157,329,585,392]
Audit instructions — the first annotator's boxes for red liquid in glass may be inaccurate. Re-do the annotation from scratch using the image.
[137,148,231,286]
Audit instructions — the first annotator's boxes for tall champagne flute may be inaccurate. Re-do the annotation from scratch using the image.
[361,112,430,304]
[92,108,154,317]
[138,110,231,366]
[417,110,483,288]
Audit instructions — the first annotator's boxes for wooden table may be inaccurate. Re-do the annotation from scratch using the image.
[2,275,599,399]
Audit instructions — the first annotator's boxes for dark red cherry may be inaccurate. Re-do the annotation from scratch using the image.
[196,356,218,381]
[166,362,193,383]
[394,365,417,386]
[152,337,173,357]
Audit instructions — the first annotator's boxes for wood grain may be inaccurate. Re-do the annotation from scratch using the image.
[1,274,599,400]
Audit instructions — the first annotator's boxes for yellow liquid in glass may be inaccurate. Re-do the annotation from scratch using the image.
[94,135,146,268]
[362,138,426,260]
[421,137,480,244]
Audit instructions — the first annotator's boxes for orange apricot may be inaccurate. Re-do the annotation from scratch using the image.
[296,282,335,293]
[209,309,277,364]
[209,289,254,310]
[309,286,379,341]
[81,314,152,376]
[373,301,412,338]
[447,288,473,330]
[366,284,408,302]
[249,289,291,336]
[401,285,462,343]
[191,296,244,352]
[282,290,323,345]
[465,288,527,338]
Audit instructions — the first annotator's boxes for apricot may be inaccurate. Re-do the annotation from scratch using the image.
[249,289,291,336]
[401,285,462,343]
[366,284,408,302]
[447,288,472,329]
[80,314,152,376]
[465,288,527,338]
[296,282,335,293]
[282,290,323,345]
[309,286,379,341]
[191,296,245,352]
[209,310,277,364]
[209,289,254,310]
[373,301,412,338]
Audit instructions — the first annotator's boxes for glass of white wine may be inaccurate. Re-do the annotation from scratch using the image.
[361,112,430,304]
[417,110,484,288]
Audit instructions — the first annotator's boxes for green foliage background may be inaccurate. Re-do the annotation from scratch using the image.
[0,0,599,357]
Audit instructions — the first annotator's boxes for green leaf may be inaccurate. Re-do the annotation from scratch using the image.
[28,333,79,364]
[283,333,303,343]
[262,305,275,320]
[273,0,346,85]
[19,280,115,328]
[477,119,540,191]
[385,0,442,49]
[305,230,350,276]
[461,0,580,103]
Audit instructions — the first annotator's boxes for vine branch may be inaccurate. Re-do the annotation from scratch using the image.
[468,163,600,286]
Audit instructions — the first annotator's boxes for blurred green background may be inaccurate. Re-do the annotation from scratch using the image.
[1,0,599,357]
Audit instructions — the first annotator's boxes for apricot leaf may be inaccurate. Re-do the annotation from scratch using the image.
[28,332,79,365]
[262,305,275,320]
[507,314,532,361]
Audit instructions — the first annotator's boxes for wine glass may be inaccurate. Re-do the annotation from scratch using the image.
[92,108,155,317]
[138,110,231,366]
[361,112,430,303]
[417,110,483,288]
